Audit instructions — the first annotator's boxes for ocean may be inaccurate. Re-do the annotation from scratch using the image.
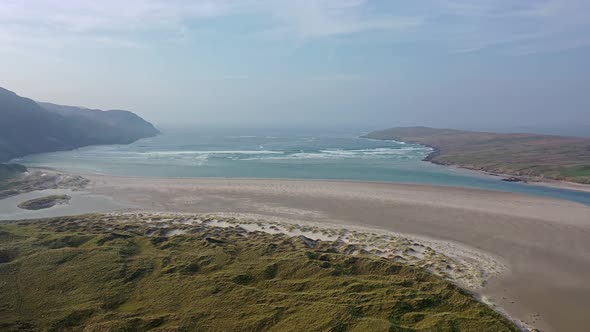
[14,127,590,205]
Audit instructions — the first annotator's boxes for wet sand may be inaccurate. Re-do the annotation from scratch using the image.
[526,178,590,193]
[446,165,590,194]
[3,172,590,331]
[0,188,129,220]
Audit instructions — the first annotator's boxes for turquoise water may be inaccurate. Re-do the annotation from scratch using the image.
[15,128,590,205]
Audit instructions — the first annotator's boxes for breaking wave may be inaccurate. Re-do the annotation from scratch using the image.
[125,147,430,163]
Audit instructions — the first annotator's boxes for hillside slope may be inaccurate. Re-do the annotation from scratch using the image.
[38,102,159,145]
[0,87,159,162]
[365,127,590,184]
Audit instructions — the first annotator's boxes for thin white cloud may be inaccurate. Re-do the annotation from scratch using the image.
[0,0,420,52]
[265,0,421,39]
[1,0,589,55]
[0,0,232,32]
[0,0,241,53]
[436,0,590,54]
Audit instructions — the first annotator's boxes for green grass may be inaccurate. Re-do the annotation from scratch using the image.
[561,165,590,178]
[366,127,590,184]
[0,214,519,331]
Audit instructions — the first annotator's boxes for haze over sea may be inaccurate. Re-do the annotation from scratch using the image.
[15,128,590,205]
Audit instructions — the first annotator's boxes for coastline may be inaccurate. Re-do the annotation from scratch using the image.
[445,163,590,194]
[0,176,522,329]
[366,137,590,194]
[3,168,590,330]
[19,170,590,330]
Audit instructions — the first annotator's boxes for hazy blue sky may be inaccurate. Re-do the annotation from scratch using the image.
[1,0,589,131]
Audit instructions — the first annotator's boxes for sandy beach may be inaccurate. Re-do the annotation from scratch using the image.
[525,178,590,193]
[87,175,590,332]
[473,169,590,193]
[2,171,590,331]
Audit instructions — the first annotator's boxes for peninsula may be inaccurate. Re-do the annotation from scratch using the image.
[365,127,590,185]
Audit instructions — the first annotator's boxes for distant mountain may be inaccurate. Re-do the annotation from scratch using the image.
[38,102,160,145]
[0,87,159,162]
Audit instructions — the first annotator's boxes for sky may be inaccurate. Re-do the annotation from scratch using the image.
[1,0,589,132]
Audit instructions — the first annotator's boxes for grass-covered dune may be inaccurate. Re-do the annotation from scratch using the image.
[365,127,590,184]
[0,214,518,331]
